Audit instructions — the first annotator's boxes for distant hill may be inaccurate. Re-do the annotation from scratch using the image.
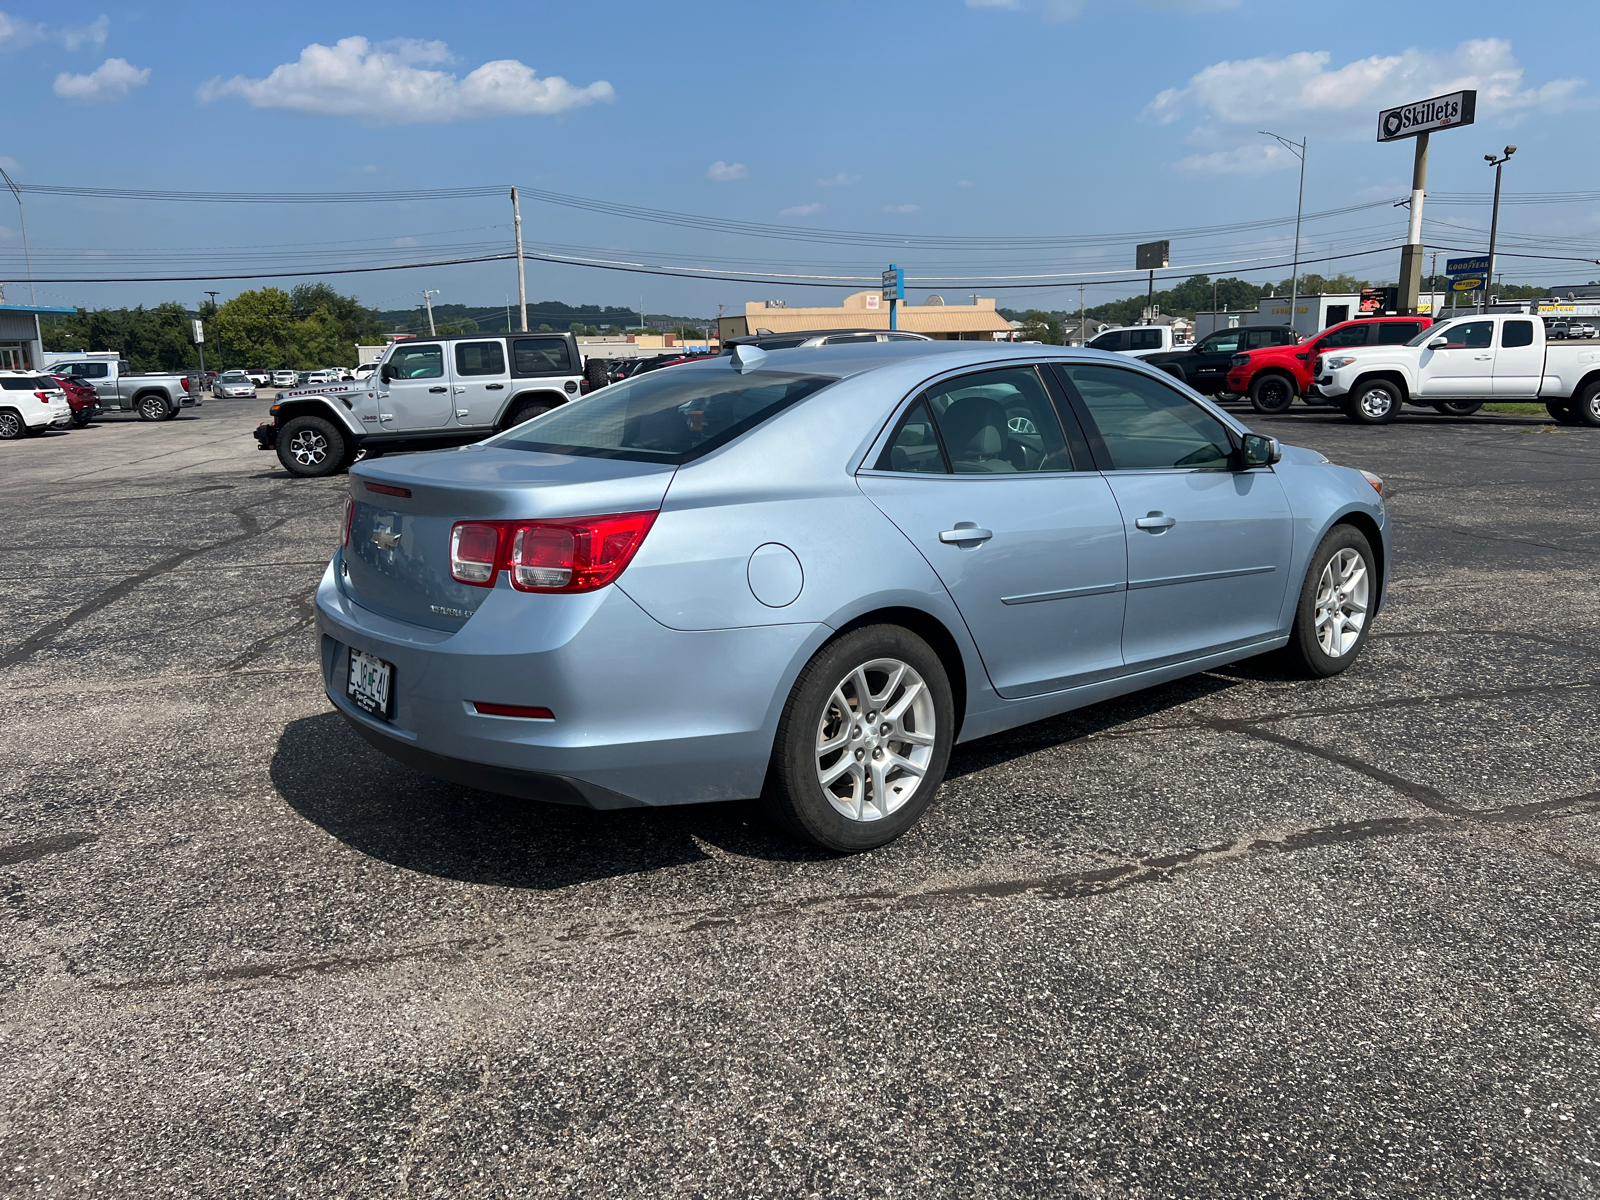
[373,301,713,336]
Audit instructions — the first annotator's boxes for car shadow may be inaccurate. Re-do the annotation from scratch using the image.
[271,711,833,888]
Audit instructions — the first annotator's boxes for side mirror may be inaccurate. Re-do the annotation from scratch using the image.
[1240,433,1281,468]
[1427,337,1449,350]
[379,363,395,383]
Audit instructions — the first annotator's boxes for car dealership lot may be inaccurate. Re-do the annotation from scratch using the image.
[2,400,1598,1197]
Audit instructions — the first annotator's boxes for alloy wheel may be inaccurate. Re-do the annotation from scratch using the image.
[1315,547,1369,657]
[1357,387,1393,420]
[814,657,936,822]
[0,411,21,439]
[139,395,167,420]
[287,429,329,467]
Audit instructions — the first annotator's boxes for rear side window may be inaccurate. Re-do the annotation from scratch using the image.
[2,377,51,390]
[879,398,947,474]
[390,344,444,379]
[491,366,835,464]
[512,338,572,374]
[1501,320,1535,348]
[1321,325,1371,349]
[1376,322,1422,345]
[455,341,506,376]
[1128,329,1163,351]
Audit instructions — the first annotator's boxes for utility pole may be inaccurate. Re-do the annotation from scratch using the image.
[511,187,528,332]
[1079,283,1086,347]
[421,288,439,336]
[1483,145,1516,314]
[1261,131,1306,333]
[0,164,36,304]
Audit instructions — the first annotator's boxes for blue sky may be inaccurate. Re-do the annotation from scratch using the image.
[0,0,1593,319]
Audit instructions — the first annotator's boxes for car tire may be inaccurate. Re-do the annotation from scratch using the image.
[1575,382,1600,429]
[1248,373,1296,414]
[584,357,609,392]
[0,409,24,440]
[1432,400,1483,416]
[505,398,556,427]
[1345,379,1401,424]
[137,393,170,422]
[72,411,93,428]
[1547,399,1582,425]
[762,624,955,853]
[275,414,347,478]
[1282,524,1377,679]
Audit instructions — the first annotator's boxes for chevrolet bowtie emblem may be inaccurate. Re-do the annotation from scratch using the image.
[370,525,401,550]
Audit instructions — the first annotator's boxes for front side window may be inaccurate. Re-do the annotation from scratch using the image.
[920,367,1074,474]
[1320,324,1371,349]
[512,337,572,374]
[455,340,507,376]
[1501,320,1535,348]
[1200,331,1242,354]
[1432,320,1494,349]
[1089,332,1125,351]
[491,365,834,464]
[1059,364,1234,472]
[1128,329,1163,351]
[389,344,444,379]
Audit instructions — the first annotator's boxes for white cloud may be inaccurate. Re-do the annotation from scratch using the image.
[392,236,420,247]
[1175,143,1300,177]
[780,203,824,217]
[882,204,920,214]
[957,179,973,187]
[1146,39,1586,131]
[54,57,149,103]
[0,155,17,172]
[198,36,613,124]
[815,172,858,187]
[707,160,748,181]
[0,11,108,51]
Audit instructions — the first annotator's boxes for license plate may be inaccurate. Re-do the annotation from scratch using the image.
[346,649,394,718]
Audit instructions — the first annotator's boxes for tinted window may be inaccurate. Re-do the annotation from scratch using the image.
[1199,331,1241,354]
[1376,322,1423,345]
[390,344,444,379]
[918,367,1073,474]
[823,334,878,345]
[455,340,506,376]
[1128,329,1163,351]
[1,377,53,391]
[879,398,947,474]
[492,366,834,464]
[68,362,109,379]
[1434,321,1494,349]
[1501,320,1535,348]
[1089,332,1125,351]
[1060,365,1233,471]
[1320,325,1371,349]
[512,337,573,374]
[752,338,807,350]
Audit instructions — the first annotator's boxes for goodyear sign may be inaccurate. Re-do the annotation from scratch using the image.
[1377,90,1477,142]
[1446,255,1489,277]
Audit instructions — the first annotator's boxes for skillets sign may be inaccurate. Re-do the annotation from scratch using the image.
[1376,90,1476,142]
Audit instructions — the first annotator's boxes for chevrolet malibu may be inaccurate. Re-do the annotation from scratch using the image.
[316,342,1387,851]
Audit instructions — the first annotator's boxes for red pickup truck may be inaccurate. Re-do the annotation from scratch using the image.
[1227,315,1434,413]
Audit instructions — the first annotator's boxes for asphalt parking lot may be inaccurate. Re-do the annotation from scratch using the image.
[3,397,1598,1199]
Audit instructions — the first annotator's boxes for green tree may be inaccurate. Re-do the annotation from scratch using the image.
[215,288,294,366]
[1016,309,1062,343]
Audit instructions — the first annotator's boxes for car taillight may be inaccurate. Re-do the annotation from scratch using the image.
[341,497,354,548]
[35,392,51,402]
[450,522,503,585]
[448,512,657,592]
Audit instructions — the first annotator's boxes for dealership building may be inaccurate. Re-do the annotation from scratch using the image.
[0,302,79,370]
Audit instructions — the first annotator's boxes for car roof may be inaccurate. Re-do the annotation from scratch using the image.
[672,338,1194,379]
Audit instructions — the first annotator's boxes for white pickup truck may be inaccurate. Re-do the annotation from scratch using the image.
[1085,324,1190,359]
[1313,314,1600,425]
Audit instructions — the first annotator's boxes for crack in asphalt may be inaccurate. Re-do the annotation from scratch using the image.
[222,585,320,671]
[0,502,307,672]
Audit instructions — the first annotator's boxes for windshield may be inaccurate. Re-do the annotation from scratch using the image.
[489,365,837,464]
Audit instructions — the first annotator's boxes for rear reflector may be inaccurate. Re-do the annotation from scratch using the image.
[365,482,412,498]
[472,702,554,720]
[448,511,657,592]
[341,496,354,548]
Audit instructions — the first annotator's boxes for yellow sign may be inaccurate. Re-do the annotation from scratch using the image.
[1451,277,1483,292]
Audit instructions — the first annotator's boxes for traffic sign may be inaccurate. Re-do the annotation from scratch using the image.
[1446,255,1489,277]
[1377,90,1476,142]
[190,319,205,344]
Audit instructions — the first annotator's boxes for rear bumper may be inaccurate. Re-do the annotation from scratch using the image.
[314,559,821,808]
[253,421,277,449]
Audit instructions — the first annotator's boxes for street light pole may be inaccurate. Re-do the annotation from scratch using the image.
[421,288,439,336]
[510,187,528,333]
[1483,145,1516,314]
[1262,131,1306,334]
[0,165,37,304]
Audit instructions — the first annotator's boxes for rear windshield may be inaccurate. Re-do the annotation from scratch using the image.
[490,365,836,464]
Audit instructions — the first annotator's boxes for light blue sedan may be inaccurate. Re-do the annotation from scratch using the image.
[316,342,1387,851]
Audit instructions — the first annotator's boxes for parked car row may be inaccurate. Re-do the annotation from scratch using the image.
[0,370,73,439]
[1549,321,1598,340]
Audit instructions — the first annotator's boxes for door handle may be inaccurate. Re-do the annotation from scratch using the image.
[939,524,993,544]
[1473,354,1492,360]
[428,386,447,393]
[485,383,504,390]
[1135,512,1177,531]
